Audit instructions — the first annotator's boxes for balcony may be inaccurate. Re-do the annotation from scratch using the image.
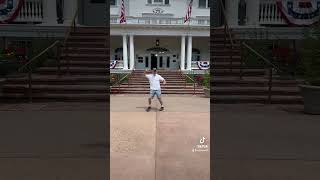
[14,0,44,24]
[259,0,286,25]
[8,0,286,26]
[110,16,210,26]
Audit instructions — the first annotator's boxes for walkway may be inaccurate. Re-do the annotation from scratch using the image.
[111,95,210,180]
[0,102,108,179]
[212,104,320,179]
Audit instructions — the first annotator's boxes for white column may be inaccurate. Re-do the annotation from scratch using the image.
[180,35,186,70]
[186,36,192,71]
[64,0,78,25]
[246,0,260,26]
[123,35,128,70]
[129,35,135,70]
[42,0,58,25]
[225,0,239,26]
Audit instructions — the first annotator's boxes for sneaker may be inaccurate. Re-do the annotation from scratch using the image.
[159,107,164,111]
[146,106,151,112]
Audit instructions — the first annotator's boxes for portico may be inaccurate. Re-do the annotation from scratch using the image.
[110,26,209,71]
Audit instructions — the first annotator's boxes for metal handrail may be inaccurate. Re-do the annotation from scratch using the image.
[218,0,235,72]
[63,8,79,46]
[18,40,61,73]
[113,73,131,93]
[219,0,234,48]
[15,40,62,102]
[242,42,282,72]
[63,8,79,74]
[241,42,286,103]
[183,72,196,95]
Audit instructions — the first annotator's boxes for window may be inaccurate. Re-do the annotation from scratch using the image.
[192,48,201,61]
[114,48,123,60]
[145,56,149,67]
[91,0,105,3]
[110,0,116,6]
[159,56,163,68]
[148,0,169,5]
[166,57,170,68]
[199,0,208,8]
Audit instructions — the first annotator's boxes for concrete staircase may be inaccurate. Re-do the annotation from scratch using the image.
[111,70,204,95]
[1,27,109,102]
[211,28,303,104]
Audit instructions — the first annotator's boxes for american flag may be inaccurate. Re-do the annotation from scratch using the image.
[120,0,126,24]
[184,0,193,23]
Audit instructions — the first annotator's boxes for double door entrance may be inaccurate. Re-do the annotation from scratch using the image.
[135,53,179,70]
[147,54,178,70]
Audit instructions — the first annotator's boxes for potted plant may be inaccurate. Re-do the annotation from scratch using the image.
[203,72,210,98]
[299,27,320,114]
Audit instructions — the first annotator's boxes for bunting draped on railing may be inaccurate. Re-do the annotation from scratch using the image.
[110,60,118,69]
[197,61,210,70]
[276,0,320,26]
[0,0,24,24]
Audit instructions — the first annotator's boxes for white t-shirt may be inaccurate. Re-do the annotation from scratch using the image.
[146,74,165,90]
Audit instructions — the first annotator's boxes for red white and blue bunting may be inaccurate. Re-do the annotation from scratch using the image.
[110,60,118,69]
[0,0,24,24]
[276,0,320,26]
[197,61,210,70]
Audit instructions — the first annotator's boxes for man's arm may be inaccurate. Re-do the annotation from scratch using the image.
[144,69,150,78]
[159,76,166,85]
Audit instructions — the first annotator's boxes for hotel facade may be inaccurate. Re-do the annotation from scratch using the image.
[0,0,310,72]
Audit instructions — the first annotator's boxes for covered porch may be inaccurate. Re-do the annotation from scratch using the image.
[110,34,209,71]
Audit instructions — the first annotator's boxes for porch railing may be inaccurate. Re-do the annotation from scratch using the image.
[110,16,210,26]
[15,0,44,23]
[12,0,286,26]
[259,0,286,25]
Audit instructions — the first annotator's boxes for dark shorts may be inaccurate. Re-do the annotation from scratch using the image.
[150,89,161,98]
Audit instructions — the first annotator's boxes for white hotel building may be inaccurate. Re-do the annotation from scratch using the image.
[110,0,210,71]
[0,0,308,72]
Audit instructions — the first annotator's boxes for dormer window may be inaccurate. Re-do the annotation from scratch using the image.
[147,0,170,5]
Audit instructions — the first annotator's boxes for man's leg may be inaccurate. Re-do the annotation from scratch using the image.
[156,90,164,111]
[146,90,155,112]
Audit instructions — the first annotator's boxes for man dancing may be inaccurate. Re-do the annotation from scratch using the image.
[145,68,166,112]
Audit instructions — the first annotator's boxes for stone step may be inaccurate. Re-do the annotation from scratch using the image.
[212,95,303,104]
[213,55,241,60]
[211,87,300,95]
[115,85,202,90]
[111,90,204,95]
[36,67,108,75]
[68,36,107,41]
[5,75,108,85]
[1,93,109,102]
[63,48,108,54]
[66,42,106,48]
[60,60,109,67]
[61,54,107,60]
[212,77,302,87]
[212,69,265,76]
[3,84,109,94]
